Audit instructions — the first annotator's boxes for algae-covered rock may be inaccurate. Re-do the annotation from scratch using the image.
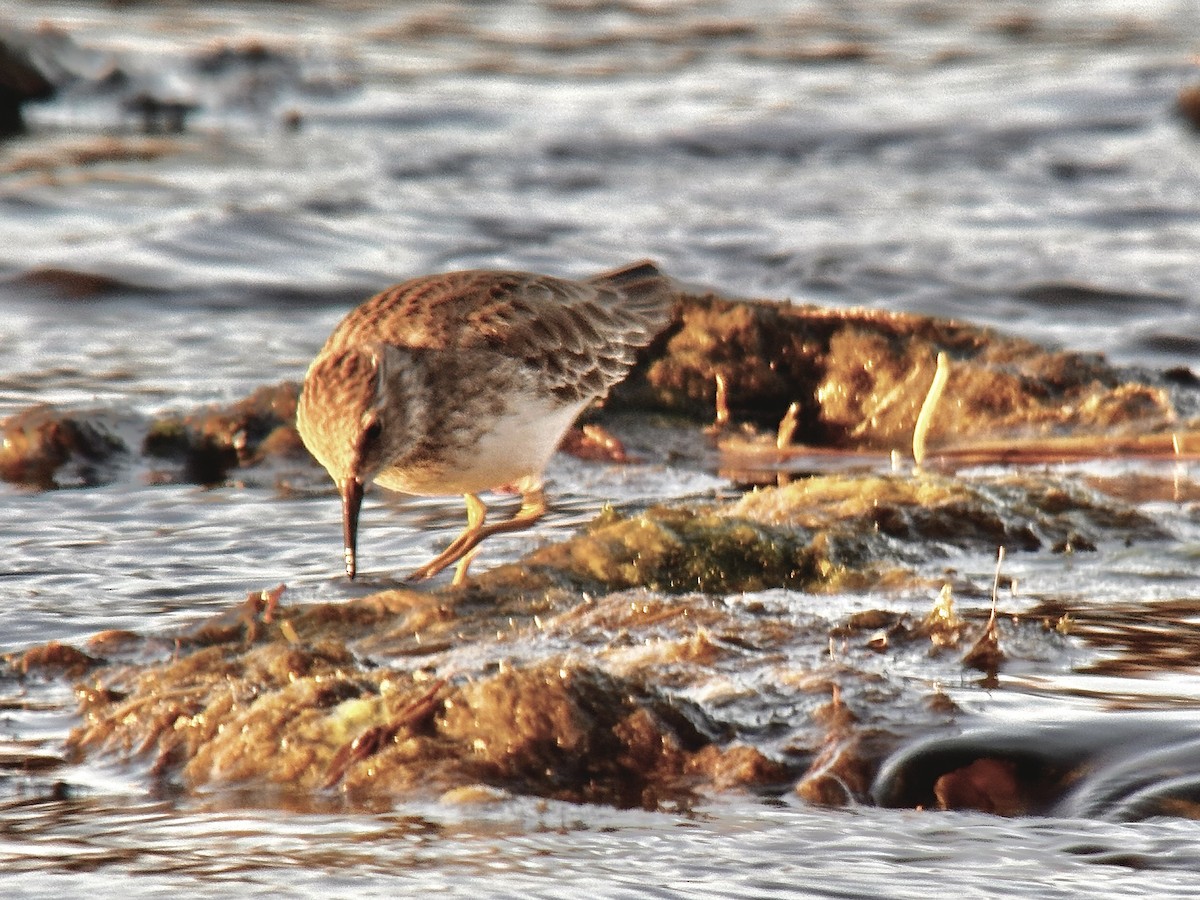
[0,404,128,488]
[45,568,1042,811]
[476,506,821,595]
[0,384,311,490]
[44,462,1158,811]
[471,471,1160,598]
[609,290,1182,448]
[727,472,1161,556]
[871,715,1200,820]
[143,381,308,486]
[66,632,778,808]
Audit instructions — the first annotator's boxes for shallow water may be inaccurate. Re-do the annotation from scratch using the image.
[7,795,1200,899]
[4,0,1200,896]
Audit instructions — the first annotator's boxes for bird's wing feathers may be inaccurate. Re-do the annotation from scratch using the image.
[325,264,675,403]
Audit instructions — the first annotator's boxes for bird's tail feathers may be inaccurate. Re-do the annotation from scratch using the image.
[590,260,676,334]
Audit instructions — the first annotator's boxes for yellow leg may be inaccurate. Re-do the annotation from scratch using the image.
[408,487,547,583]
[451,545,481,588]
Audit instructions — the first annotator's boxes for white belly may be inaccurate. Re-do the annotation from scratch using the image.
[373,396,589,497]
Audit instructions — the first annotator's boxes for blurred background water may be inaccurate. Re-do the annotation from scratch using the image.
[3,1,1200,896]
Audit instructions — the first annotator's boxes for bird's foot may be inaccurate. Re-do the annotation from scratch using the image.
[407,487,547,584]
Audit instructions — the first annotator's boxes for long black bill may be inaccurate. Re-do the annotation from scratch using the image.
[341,477,364,580]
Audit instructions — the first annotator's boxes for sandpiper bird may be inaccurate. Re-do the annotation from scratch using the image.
[296,260,675,584]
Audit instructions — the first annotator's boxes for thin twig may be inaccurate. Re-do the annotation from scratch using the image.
[777,401,800,449]
[913,351,950,468]
[988,545,1005,628]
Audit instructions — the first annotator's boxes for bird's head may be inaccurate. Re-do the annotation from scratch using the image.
[297,344,412,579]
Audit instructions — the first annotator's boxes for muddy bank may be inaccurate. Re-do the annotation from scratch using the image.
[8,465,1176,813]
[1,282,1191,489]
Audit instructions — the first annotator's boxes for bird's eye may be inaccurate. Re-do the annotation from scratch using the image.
[363,419,383,444]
